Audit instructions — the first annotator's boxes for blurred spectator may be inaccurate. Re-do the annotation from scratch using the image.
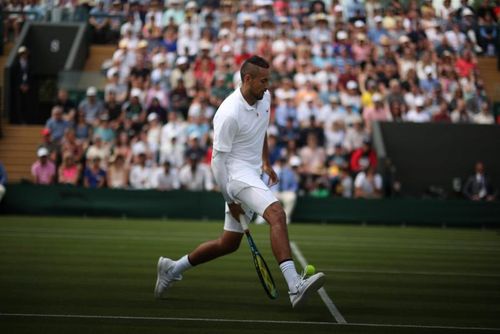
[270,156,299,224]
[433,101,452,123]
[161,110,187,143]
[344,119,367,153]
[89,0,110,43]
[350,138,377,174]
[112,132,133,165]
[38,128,59,161]
[45,106,70,144]
[31,147,56,185]
[104,89,124,123]
[299,133,327,177]
[0,161,7,203]
[451,99,473,123]
[299,116,325,147]
[79,86,105,125]
[160,134,185,168]
[184,133,206,161]
[105,69,128,103]
[130,150,153,189]
[455,50,477,77]
[11,46,33,124]
[278,117,301,147]
[297,96,321,126]
[178,153,214,191]
[170,57,196,95]
[86,135,111,168]
[108,1,123,42]
[147,97,168,123]
[83,156,107,188]
[266,133,283,166]
[4,1,23,42]
[389,100,407,122]
[146,113,162,159]
[310,177,331,198]
[170,79,191,117]
[324,120,346,155]
[155,161,180,191]
[74,110,93,142]
[275,92,298,128]
[123,88,146,122]
[473,102,495,124]
[478,12,498,56]
[107,154,129,189]
[54,89,77,120]
[362,94,392,132]
[354,166,383,199]
[58,152,81,186]
[331,166,354,198]
[463,161,496,201]
[406,97,432,122]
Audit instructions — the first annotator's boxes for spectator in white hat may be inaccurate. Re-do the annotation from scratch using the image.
[406,96,431,123]
[340,80,362,111]
[368,16,388,45]
[78,86,105,125]
[170,56,196,93]
[31,147,56,185]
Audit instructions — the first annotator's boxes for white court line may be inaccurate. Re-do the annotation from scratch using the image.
[323,268,500,278]
[1,313,499,332]
[290,241,347,324]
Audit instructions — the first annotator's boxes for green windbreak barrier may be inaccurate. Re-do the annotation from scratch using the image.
[1,184,499,227]
[0,184,224,220]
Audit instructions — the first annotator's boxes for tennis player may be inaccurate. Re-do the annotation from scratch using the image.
[155,55,325,307]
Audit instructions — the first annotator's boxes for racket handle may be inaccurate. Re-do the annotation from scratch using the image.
[239,214,249,231]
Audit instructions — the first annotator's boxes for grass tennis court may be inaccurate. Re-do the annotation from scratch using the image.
[1,216,499,333]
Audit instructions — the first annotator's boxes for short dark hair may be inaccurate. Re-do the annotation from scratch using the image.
[240,55,270,81]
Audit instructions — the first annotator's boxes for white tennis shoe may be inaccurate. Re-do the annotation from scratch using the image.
[289,272,325,308]
[154,257,182,299]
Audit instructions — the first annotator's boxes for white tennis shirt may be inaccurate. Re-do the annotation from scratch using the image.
[213,88,271,189]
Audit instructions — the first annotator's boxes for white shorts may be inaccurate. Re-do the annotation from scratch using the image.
[223,185,278,233]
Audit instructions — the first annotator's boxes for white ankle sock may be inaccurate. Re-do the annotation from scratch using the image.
[172,255,193,276]
[279,260,300,292]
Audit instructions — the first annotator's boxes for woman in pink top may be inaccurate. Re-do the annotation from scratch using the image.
[58,153,81,185]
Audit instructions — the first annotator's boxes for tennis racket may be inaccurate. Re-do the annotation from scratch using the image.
[239,214,279,300]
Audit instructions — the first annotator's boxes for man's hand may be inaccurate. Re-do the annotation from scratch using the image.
[228,202,245,221]
[263,164,279,187]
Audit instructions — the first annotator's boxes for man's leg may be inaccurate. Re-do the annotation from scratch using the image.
[184,230,243,266]
[155,213,243,299]
[236,187,325,307]
[262,201,292,262]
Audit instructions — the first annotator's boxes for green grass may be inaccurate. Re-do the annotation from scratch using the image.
[0,216,499,333]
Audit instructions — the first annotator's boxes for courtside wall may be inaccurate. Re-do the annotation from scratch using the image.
[1,184,499,226]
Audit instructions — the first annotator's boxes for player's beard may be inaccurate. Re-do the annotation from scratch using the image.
[254,89,266,100]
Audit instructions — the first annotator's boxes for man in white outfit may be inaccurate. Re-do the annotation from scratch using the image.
[154,56,325,307]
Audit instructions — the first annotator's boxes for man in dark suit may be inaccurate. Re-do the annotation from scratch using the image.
[463,162,497,201]
[11,46,34,124]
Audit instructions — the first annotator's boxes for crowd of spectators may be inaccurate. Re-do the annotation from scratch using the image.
[23,0,499,202]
